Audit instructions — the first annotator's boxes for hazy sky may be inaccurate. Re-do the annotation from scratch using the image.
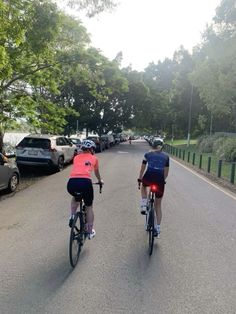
[60,0,222,70]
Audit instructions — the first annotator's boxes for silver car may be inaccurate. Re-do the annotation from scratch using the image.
[16,134,77,172]
[0,153,20,193]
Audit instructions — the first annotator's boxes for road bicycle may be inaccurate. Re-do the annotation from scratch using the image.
[138,181,158,256]
[69,182,103,268]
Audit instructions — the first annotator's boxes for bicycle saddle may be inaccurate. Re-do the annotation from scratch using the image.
[74,192,83,202]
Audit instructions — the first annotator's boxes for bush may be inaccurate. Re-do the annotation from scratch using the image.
[213,137,228,159]
[197,134,230,154]
[199,135,236,162]
[217,138,236,162]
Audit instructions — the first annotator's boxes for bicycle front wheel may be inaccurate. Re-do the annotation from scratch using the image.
[69,213,83,267]
[148,207,154,256]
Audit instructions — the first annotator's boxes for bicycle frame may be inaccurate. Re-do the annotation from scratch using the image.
[69,182,103,267]
[139,181,157,256]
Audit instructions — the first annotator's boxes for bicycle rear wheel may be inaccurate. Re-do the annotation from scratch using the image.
[69,213,83,267]
[148,206,154,256]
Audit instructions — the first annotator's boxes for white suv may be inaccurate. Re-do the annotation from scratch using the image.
[16,134,77,172]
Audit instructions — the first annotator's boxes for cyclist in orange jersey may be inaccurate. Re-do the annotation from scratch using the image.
[67,139,103,239]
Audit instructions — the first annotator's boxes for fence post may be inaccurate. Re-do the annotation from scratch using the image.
[176,148,178,157]
[199,155,202,169]
[187,152,190,163]
[207,156,211,173]
[192,153,195,165]
[179,149,181,159]
[183,150,185,161]
[217,160,222,178]
[230,163,235,184]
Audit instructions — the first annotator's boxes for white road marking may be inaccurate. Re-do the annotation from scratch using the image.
[118,151,129,154]
[172,158,236,201]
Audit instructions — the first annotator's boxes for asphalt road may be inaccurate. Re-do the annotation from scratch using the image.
[0,140,236,314]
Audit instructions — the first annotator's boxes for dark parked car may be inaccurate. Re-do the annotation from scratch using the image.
[86,136,105,153]
[0,153,20,193]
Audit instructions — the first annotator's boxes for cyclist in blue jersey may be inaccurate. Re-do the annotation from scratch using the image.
[138,138,169,238]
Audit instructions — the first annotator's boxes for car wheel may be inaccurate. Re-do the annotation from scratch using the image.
[7,173,19,193]
[56,156,64,172]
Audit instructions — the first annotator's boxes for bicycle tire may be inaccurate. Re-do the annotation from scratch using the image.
[148,205,154,256]
[69,212,83,267]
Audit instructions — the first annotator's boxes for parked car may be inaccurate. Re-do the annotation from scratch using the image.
[86,136,105,153]
[101,134,115,148]
[16,134,77,172]
[69,137,82,150]
[0,153,20,193]
[100,135,110,149]
[113,134,120,145]
[2,142,16,158]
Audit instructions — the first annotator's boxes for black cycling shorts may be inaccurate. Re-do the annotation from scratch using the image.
[67,178,94,206]
[142,172,165,198]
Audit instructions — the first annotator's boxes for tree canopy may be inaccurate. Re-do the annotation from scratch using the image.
[1,0,236,152]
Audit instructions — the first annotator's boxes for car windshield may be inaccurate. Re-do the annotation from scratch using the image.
[70,138,81,144]
[18,138,51,149]
[87,137,98,141]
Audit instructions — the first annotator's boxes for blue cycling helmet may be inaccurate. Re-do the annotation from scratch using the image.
[81,139,96,150]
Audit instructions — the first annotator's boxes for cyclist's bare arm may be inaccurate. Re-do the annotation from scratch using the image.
[164,166,169,181]
[94,168,102,182]
[138,163,146,180]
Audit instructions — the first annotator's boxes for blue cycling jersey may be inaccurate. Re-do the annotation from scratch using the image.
[143,150,169,183]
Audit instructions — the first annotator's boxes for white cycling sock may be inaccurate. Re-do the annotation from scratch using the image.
[155,224,160,231]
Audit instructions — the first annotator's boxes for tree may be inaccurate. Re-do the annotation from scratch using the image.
[0,1,62,150]
[66,0,118,17]
[61,48,128,135]
[0,1,92,151]
[190,0,236,132]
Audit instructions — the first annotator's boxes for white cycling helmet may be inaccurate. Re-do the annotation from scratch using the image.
[153,138,164,148]
[81,139,96,149]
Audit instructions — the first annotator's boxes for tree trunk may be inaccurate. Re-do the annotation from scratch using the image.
[0,130,4,153]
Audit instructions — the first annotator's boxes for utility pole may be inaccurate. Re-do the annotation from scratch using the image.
[187,84,193,147]
[210,112,213,136]
[76,120,79,135]
[171,124,174,143]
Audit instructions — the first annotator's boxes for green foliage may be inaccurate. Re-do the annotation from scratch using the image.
[215,137,236,162]
[197,134,236,162]
[1,0,236,154]
[197,134,224,153]
[68,0,118,17]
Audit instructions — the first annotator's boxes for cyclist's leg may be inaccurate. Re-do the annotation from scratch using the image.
[85,206,93,230]
[140,175,151,214]
[154,197,162,225]
[67,179,80,218]
[71,197,79,215]
[154,183,165,236]
[141,184,148,199]
[140,184,148,214]
[83,181,95,238]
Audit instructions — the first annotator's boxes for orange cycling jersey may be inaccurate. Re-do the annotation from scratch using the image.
[69,152,98,179]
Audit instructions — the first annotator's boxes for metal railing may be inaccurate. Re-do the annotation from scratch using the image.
[165,144,236,185]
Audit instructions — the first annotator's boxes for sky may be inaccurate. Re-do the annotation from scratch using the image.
[60,0,222,71]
